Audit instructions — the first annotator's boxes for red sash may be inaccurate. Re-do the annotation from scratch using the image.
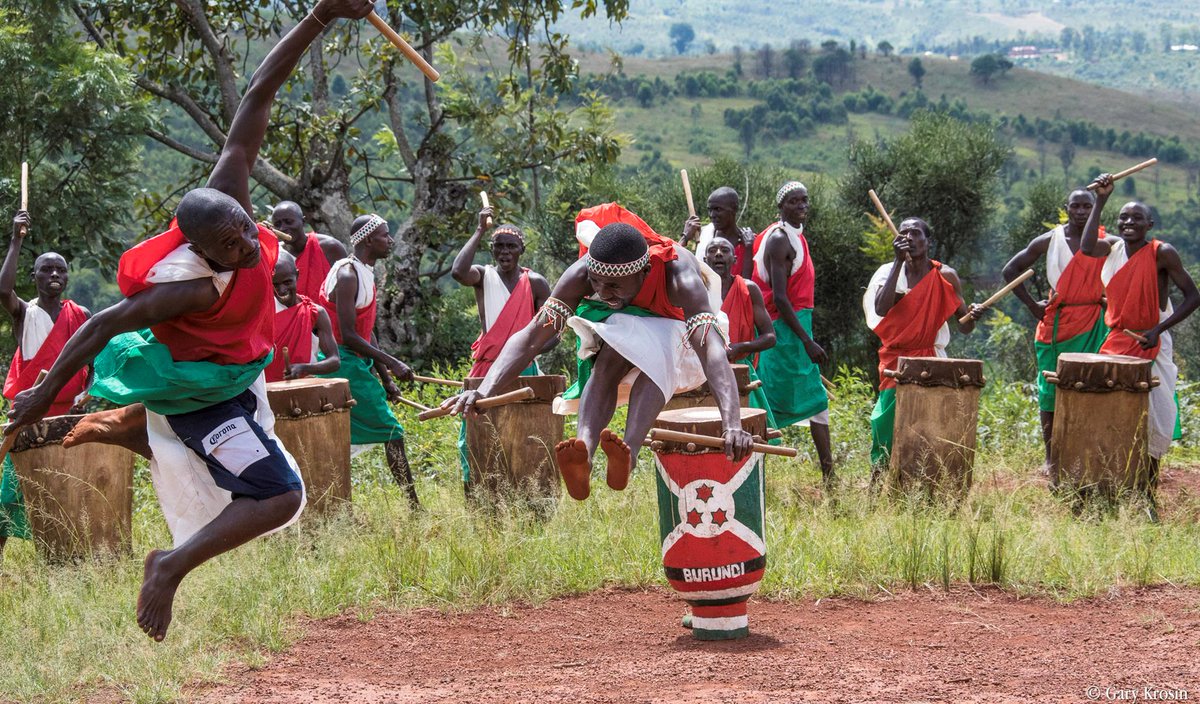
[751,223,815,318]
[265,295,321,382]
[721,275,755,345]
[576,203,684,320]
[1036,228,1106,345]
[295,233,333,302]
[1101,240,1161,359]
[319,263,376,344]
[3,300,90,415]
[118,221,279,365]
[469,270,535,377]
[873,262,960,390]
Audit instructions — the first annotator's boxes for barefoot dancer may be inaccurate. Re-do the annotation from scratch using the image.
[681,187,756,279]
[0,211,92,555]
[864,217,983,485]
[440,203,754,501]
[1080,174,1200,489]
[318,213,419,507]
[450,206,552,487]
[702,237,780,436]
[9,0,377,641]
[266,250,339,382]
[271,200,347,302]
[1001,189,1108,475]
[751,181,834,486]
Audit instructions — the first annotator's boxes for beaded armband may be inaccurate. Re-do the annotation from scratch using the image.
[540,297,574,333]
[683,312,726,349]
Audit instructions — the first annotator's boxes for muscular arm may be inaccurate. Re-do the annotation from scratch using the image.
[317,234,348,265]
[529,273,559,355]
[0,213,29,323]
[1081,178,1113,258]
[1148,244,1200,341]
[728,280,776,360]
[451,210,491,287]
[1003,233,1051,321]
[873,259,906,318]
[333,268,405,375]
[738,227,756,280]
[291,307,340,378]
[763,231,805,339]
[9,280,218,425]
[942,266,976,334]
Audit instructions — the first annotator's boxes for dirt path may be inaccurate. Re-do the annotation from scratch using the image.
[195,586,1199,703]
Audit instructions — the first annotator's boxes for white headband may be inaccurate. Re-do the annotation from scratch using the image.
[350,214,385,245]
[776,181,807,206]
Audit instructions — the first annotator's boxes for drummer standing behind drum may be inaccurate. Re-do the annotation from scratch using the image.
[864,217,984,487]
[751,181,835,488]
[0,211,92,556]
[439,204,755,502]
[266,250,340,382]
[8,0,377,641]
[318,213,420,508]
[1079,174,1200,488]
[681,187,756,280]
[270,201,346,303]
[1001,189,1108,477]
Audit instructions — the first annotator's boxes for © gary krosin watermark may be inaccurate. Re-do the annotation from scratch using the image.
[1085,686,1190,701]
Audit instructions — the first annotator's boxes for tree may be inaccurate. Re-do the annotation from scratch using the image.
[0,1,151,276]
[970,53,1001,85]
[907,56,925,89]
[782,41,807,79]
[840,111,1012,266]
[669,23,695,55]
[877,40,894,58]
[732,45,744,77]
[1059,137,1076,188]
[757,44,775,79]
[737,117,757,159]
[72,0,627,359]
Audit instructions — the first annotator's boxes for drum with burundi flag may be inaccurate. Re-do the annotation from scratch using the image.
[652,406,767,640]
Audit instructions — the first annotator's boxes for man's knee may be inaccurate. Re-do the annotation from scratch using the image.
[593,344,633,380]
[264,489,304,525]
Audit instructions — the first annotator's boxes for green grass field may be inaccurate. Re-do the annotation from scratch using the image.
[1,373,1197,702]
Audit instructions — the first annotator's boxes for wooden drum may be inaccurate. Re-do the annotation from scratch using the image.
[10,415,135,561]
[463,375,566,511]
[1047,353,1152,493]
[888,357,985,500]
[663,364,756,411]
[266,378,354,517]
[652,406,768,640]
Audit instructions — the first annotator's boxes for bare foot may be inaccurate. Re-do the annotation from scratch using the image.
[555,438,591,501]
[63,404,152,459]
[137,549,181,642]
[599,429,632,491]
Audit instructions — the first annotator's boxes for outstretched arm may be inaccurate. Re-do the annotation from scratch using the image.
[450,208,492,287]
[1002,233,1051,323]
[9,280,218,426]
[1080,175,1114,258]
[0,211,29,323]
[206,0,374,213]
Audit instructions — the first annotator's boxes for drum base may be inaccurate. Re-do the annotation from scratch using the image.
[686,599,750,640]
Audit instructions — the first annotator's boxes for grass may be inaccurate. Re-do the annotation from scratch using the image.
[0,374,1198,701]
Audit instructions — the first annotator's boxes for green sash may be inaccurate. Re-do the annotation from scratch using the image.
[869,387,896,467]
[755,309,828,426]
[320,347,404,445]
[0,456,30,540]
[1034,313,1108,412]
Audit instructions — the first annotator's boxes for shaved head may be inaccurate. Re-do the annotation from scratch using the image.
[275,249,297,277]
[176,188,250,246]
[273,201,303,218]
[589,223,648,265]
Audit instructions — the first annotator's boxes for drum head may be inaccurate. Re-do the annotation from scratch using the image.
[267,377,354,418]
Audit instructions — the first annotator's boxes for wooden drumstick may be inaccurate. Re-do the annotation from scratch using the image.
[0,370,47,466]
[958,269,1034,325]
[479,191,493,229]
[680,169,696,219]
[413,374,464,387]
[257,221,293,243]
[418,386,534,421]
[819,374,837,401]
[366,12,441,83]
[1087,158,1157,191]
[868,188,909,264]
[18,162,28,237]
[648,428,797,457]
[395,395,432,413]
[1122,328,1149,345]
[282,346,291,372]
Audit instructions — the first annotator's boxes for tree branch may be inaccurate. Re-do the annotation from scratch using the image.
[135,77,228,147]
[383,63,419,173]
[146,128,220,163]
[174,0,241,122]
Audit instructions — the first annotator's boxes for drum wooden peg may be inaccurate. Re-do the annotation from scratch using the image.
[290,406,303,417]
[1150,377,1160,388]
[321,403,334,412]
[34,436,44,444]
[959,374,971,384]
[686,442,698,452]
[650,440,665,452]
[745,380,763,391]
[1106,379,1115,388]
[347,398,357,407]
[1074,381,1085,390]
[920,370,931,379]
[1138,381,1149,390]
[766,429,782,440]
[882,369,901,379]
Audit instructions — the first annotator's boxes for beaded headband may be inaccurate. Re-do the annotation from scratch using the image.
[490,225,524,243]
[350,214,385,245]
[775,180,807,206]
[584,250,650,278]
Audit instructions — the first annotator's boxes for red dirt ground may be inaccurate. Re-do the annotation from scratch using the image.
[195,586,1200,703]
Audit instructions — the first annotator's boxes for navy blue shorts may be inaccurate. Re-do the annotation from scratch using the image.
[166,389,302,501]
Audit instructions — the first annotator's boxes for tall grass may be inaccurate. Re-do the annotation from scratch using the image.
[0,369,1198,702]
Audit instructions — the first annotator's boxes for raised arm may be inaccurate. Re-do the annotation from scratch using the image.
[1080,174,1114,258]
[450,207,492,287]
[727,279,776,362]
[0,211,29,322]
[8,280,218,426]
[1002,233,1051,323]
[206,0,374,213]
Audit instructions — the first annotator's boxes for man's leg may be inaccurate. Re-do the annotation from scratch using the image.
[1040,410,1056,484]
[386,437,420,508]
[604,371,668,491]
[557,344,632,500]
[810,421,835,489]
[63,404,153,459]
[139,489,302,641]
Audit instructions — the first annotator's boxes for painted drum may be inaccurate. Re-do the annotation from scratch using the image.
[652,406,768,640]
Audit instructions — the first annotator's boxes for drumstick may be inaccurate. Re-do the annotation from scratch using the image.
[648,427,798,458]
[680,169,696,219]
[395,395,432,413]
[0,370,47,466]
[958,269,1034,325]
[18,162,28,237]
[413,374,464,387]
[820,374,837,401]
[868,188,909,264]
[257,221,293,243]
[366,12,441,83]
[1122,328,1149,345]
[479,191,493,229]
[282,346,291,371]
[417,386,534,421]
[1087,158,1157,191]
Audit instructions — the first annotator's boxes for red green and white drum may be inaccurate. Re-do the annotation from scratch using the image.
[652,406,768,641]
